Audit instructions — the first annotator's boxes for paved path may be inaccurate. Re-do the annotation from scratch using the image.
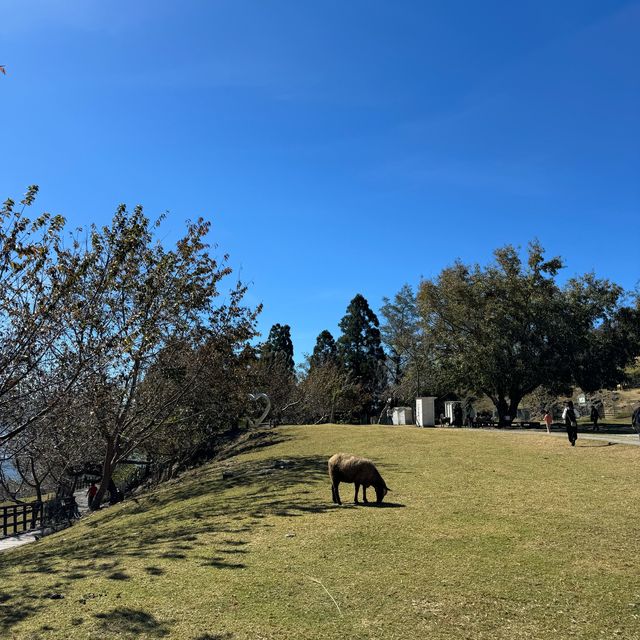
[489,428,640,446]
[0,488,91,554]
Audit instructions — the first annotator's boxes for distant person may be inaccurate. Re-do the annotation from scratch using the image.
[31,499,42,529]
[453,404,463,427]
[69,495,80,518]
[543,410,553,434]
[87,482,98,509]
[465,408,474,428]
[632,405,640,440]
[562,401,578,446]
[590,405,600,431]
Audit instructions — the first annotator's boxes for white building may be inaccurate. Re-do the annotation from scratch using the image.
[392,407,413,425]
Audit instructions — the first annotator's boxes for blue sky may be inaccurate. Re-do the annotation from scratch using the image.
[1,0,638,361]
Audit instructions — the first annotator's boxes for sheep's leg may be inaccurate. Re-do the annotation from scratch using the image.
[354,483,360,504]
[362,486,368,503]
[332,482,342,505]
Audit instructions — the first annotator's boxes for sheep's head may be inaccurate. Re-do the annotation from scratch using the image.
[375,484,389,504]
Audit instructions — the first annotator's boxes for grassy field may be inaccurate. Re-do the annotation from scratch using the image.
[1,425,640,640]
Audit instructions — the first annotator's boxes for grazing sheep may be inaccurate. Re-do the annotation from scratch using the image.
[328,453,390,505]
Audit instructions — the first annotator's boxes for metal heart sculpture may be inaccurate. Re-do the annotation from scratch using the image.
[247,392,271,428]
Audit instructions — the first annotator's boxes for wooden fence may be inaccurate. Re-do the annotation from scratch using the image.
[1,497,78,539]
[1,501,43,537]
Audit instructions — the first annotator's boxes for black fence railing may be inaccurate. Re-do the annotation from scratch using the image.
[1,501,43,538]
[1,496,79,539]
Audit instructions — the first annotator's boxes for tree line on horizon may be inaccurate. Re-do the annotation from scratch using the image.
[262,242,640,427]
[1,187,639,508]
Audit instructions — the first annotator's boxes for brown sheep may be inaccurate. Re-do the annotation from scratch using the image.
[328,453,390,505]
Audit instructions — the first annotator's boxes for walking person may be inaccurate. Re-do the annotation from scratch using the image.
[590,404,600,431]
[465,408,475,428]
[632,405,640,441]
[562,401,578,446]
[87,482,98,510]
[453,403,463,427]
[543,410,553,434]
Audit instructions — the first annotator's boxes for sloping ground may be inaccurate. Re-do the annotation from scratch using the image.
[602,386,640,417]
[1,426,640,640]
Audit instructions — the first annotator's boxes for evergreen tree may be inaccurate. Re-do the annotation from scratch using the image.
[261,323,294,375]
[309,330,338,370]
[337,294,385,419]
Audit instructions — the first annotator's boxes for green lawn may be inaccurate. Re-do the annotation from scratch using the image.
[1,425,639,639]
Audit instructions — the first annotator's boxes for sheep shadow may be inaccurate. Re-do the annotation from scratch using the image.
[360,501,405,508]
[334,501,405,509]
[576,441,617,448]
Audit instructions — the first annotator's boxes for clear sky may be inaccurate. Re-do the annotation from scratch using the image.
[1,1,638,361]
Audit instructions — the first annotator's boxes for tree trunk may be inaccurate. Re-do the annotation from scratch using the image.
[495,397,510,427]
[508,397,522,424]
[493,396,523,426]
[92,440,116,510]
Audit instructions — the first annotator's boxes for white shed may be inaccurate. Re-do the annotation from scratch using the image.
[416,397,437,427]
[392,407,413,425]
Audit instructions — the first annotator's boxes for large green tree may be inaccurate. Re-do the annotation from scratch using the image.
[309,330,338,370]
[61,204,257,508]
[567,277,640,393]
[417,242,638,425]
[261,323,294,374]
[337,294,386,421]
[380,284,429,399]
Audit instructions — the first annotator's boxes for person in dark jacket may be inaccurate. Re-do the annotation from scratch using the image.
[632,405,640,440]
[453,403,463,427]
[563,401,578,446]
[590,404,600,431]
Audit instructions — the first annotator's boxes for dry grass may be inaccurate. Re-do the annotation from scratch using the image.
[1,425,639,639]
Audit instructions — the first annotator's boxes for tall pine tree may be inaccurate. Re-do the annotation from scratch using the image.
[309,330,338,370]
[337,294,386,420]
[261,323,295,374]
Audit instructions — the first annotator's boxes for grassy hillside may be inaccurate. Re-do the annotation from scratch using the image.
[1,425,640,640]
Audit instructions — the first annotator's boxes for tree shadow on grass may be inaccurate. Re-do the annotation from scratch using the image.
[0,452,333,632]
[216,428,294,461]
[107,571,130,580]
[0,592,40,633]
[95,607,172,637]
[201,556,246,569]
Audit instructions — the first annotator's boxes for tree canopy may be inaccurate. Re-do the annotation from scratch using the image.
[0,188,259,507]
[379,284,429,400]
[309,330,338,370]
[417,242,639,423]
[261,323,295,375]
[337,294,385,420]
